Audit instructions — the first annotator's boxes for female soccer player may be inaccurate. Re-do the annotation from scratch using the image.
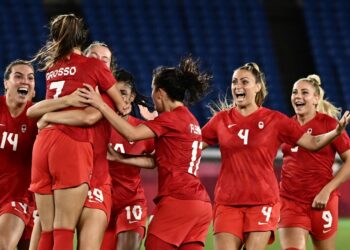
[201,63,350,250]
[28,14,125,250]
[28,41,120,250]
[101,69,155,250]
[0,60,37,249]
[278,75,350,250]
[78,56,213,250]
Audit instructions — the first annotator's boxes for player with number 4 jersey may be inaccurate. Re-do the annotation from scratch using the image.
[202,63,350,250]
[79,56,212,250]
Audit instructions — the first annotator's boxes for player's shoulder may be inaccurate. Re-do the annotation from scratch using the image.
[315,112,338,129]
[260,107,288,119]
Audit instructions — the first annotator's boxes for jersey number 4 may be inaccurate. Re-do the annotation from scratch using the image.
[238,129,249,145]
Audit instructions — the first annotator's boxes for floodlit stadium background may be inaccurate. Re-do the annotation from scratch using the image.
[1,0,350,225]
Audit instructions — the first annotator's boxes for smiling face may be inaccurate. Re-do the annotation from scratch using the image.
[291,80,319,116]
[231,69,261,109]
[4,64,35,105]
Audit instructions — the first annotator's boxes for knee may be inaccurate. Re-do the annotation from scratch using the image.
[0,240,14,250]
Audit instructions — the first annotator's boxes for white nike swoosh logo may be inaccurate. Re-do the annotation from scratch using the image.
[0,124,5,126]
[128,220,140,224]
[323,229,332,233]
[228,124,236,128]
[88,199,103,204]
[258,221,268,225]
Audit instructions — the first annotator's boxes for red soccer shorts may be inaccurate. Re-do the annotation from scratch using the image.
[279,194,338,240]
[213,202,280,244]
[83,184,112,222]
[146,196,212,247]
[115,200,148,236]
[30,127,93,194]
[101,200,147,250]
[0,201,33,225]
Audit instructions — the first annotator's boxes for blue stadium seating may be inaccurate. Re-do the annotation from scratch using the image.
[0,0,47,98]
[303,0,350,110]
[82,0,286,125]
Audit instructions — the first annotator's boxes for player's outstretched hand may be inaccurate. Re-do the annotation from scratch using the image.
[337,110,350,134]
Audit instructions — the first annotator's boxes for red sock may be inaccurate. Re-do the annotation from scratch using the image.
[53,228,75,250]
[284,248,301,250]
[38,231,54,250]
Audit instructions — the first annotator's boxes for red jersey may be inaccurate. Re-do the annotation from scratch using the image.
[280,112,350,203]
[144,106,210,203]
[202,107,304,205]
[90,94,114,187]
[45,52,116,142]
[0,96,37,204]
[109,115,154,211]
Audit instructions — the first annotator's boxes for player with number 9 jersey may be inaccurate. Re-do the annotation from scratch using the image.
[278,75,350,249]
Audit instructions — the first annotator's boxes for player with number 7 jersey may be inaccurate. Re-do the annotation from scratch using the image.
[28,14,126,250]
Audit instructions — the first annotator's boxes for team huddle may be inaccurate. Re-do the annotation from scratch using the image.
[1,13,350,250]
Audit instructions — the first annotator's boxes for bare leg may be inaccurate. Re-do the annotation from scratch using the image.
[35,194,54,232]
[311,233,336,250]
[29,215,42,250]
[279,227,308,250]
[117,230,143,250]
[214,232,242,250]
[0,213,25,249]
[53,183,88,229]
[244,231,271,250]
[77,207,108,250]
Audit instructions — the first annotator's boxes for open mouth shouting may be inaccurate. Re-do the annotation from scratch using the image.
[17,86,29,97]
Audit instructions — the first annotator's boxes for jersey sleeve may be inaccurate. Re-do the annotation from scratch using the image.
[93,60,116,91]
[143,112,174,137]
[277,112,304,145]
[101,93,114,109]
[202,113,220,145]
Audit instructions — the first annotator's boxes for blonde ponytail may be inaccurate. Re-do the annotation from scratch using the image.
[304,74,341,119]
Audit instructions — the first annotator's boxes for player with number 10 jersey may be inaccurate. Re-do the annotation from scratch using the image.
[101,115,155,250]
